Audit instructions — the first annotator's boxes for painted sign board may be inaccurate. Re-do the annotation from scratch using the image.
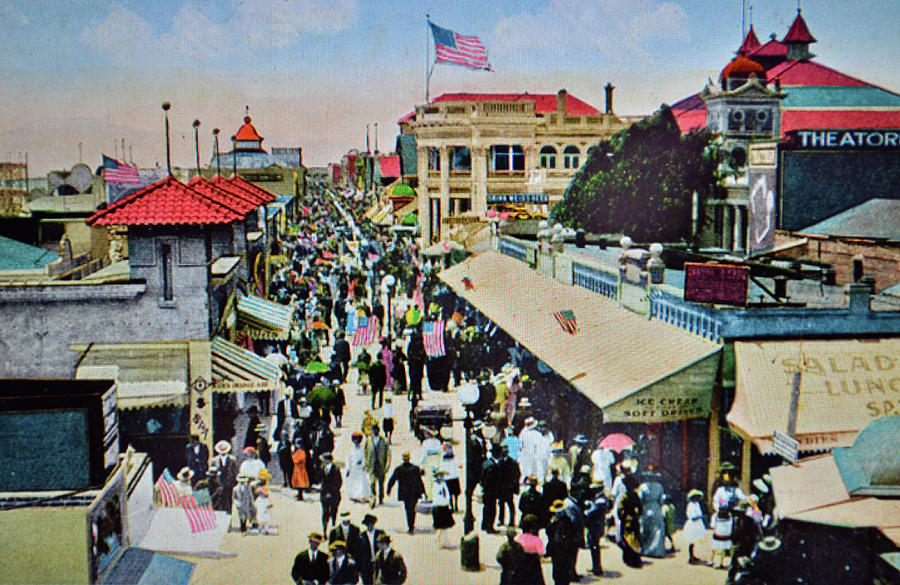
[773,429,800,463]
[684,263,749,305]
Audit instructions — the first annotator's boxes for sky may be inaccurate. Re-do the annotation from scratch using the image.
[1,0,898,176]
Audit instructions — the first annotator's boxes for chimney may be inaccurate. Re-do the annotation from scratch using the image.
[773,275,789,299]
[845,276,874,314]
[852,254,864,282]
[556,89,568,114]
[604,82,615,114]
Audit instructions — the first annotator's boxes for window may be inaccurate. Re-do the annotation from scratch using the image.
[539,146,557,169]
[427,147,441,171]
[491,145,524,172]
[450,146,471,171]
[160,243,174,301]
[563,146,580,169]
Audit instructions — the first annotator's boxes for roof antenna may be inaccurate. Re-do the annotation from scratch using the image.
[741,0,746,39]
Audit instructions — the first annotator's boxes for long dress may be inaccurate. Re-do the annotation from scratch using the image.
[291,448,310,489]
[682,501,707,544]
[432,480,455,529]
[639,482,667,558]
[346,442,371,501]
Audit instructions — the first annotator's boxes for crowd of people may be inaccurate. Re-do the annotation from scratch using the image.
[163,181,781,585]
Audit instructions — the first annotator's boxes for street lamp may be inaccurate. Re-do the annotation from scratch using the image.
[458,382,481,569]
[380,273,396,338]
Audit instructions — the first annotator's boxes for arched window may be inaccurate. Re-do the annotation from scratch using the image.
[563,146,580,169]
[539,146,557,169]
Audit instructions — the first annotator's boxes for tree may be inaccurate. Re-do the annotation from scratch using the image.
[551,105,720,244]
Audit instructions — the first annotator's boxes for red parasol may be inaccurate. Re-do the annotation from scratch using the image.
[598,433,636,453]
[308,321,329,330]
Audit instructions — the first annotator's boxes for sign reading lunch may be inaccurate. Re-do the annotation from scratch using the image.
[792,129,900,150]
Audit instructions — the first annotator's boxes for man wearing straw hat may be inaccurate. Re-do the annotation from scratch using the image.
[291,532,330,585]
[328,540,359,585]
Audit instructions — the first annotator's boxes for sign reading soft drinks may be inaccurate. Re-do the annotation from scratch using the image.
[684,263,749,305]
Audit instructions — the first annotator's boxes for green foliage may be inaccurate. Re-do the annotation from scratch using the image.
[552,105,721,243]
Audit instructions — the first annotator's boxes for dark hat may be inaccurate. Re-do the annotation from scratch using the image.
[525,476,539,486]
[362,514,377,525]
[520,514,539,532]
[320,452,334,462]
[719,462,737,472]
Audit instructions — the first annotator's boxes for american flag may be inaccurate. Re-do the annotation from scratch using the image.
[155,468,180,507]
[353,315,379,346]
[102,154,141,184]
[180,493,216,533]
[429,21,492,71]
[553,310,579,335]
[423,320,446,357]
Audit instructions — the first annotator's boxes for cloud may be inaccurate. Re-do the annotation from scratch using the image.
[234,0,358,47]
[492,0,688,66]
[81,1,359,64]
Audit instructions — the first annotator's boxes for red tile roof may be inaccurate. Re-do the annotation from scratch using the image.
[737,26,762,56]
[87,176,243,226]
[227,175,277,204]
[398,91,600,123]
[378,155,400,178]
[186,176,256,216]
[783,10,816,43]
[766,60,868,87]
[749,39,788,58]
[232,116,263,142]
[209,175,272,207]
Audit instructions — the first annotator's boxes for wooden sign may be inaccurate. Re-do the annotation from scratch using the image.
[684,262,749,305]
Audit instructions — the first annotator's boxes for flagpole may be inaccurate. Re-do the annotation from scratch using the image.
[425,14,431,103]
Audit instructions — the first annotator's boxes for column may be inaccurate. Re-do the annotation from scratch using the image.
[722,205,733,250]
[417,147,430,244]
[471,146,488,216]
[439,146,450,238]
[733,206,745,254]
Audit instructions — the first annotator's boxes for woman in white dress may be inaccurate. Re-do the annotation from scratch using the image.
[346,432,371,502]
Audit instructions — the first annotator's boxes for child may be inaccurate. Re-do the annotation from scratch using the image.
[253,480,275,535]
[354,348,371,395]
[232,473,257,533]
[661,494,676,554]
[711,508,734,569]
[382,397,395,444]
[683,489,708,565]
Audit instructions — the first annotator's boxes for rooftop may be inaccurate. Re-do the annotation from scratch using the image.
[399,90,600,123]
[798,198,900,241]
[0,235,59,271]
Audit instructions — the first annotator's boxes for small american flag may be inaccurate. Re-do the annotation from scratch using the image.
[181,493,216,533]
[102,154,141,184]
[353,315,379,346]
[423,320,446,357]
[429,21,492,71]
[553,310,579,335]
[155,468,180,507]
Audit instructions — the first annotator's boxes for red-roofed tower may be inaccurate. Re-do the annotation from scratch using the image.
[783,9,816,60]
[231,110,266,154]
[737,25,761,57]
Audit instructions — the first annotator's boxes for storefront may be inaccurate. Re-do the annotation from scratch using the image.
[439,250,722,494]
[728,338,900,487]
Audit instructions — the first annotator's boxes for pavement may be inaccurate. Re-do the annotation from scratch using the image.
[181,342,729,585]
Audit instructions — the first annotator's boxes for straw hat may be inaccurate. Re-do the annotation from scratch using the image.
[524,417,537,427]
[757,536,782,552]
[176,467,194,482]
[308,532,324,543]
[752,478,770,494]
[549,499,567,513]
[214,440,232,454]
[518,398,532,408]
[687,489,704,500]
[376,533,391,544]
[330,540,347,551]
[243,446,257,455]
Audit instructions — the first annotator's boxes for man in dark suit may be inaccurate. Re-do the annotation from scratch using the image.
[364,425,390,507]
[466,420,487,501]
[386,452,426,533]
[319,453,343,535]
[185,434,209,483]
[352,514,384,585]
[481,445,502,533]
[328,511,360,547]
[543,469,569,522]
[327,540,359,585]
[497,446,521,528]
[291,532,330,585]
[368,354,387,410]
[333,332,351,382]
[373,533,407,585]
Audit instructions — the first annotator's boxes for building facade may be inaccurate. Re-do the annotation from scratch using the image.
[400,88,636,243]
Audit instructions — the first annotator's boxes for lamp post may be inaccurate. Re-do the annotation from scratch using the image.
[192,119,201,177]
[212,128,221,176]
[458,382,481,569]
[380,273,396,338]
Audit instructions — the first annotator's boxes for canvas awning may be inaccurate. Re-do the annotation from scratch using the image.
[439,251,722,422]
[730,339,900,453]
[73,342,189,410]
[236,294,292,340]
[210,336,281,393]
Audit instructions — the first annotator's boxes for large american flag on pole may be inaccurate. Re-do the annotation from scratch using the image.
[155,468,180,507]
[423,320,446,357]
[353,315,379,346]
[102,154,141,184]
[180,493,217,533]
[429,21,492,71]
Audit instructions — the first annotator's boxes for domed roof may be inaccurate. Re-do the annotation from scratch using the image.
[720,56,766,81]
[232,116,263,142]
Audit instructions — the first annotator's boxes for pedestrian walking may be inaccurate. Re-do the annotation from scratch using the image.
[346,432,372,503]
[278,430,295,488]
[320,453,343,535]
[439,444,460,512]
[210,440,238,513]
[373,534,406,585]
[481,445,502,533]
[292,438,311,501]
[369,354,387,410]
[292,532,330,585]
[328,540,359,584]
[354,348,372,395]
[661,495,676,554]
[639,481,668,558]
[333,332,351,382]
[185,434,210,483]
[329,510,360,546]
[364,425,390,507]
[353,514,384,585]
[497,445,521,527]
[585,483,609,576]
[496,526,526,585]
[711,508,734,569]
[515,515,547,585]
[683,489,708,565]
[547,499,581,585]
[232,472,256,533]
[432,470,455,548]
[386,452,426,533]
[381,397,394,443]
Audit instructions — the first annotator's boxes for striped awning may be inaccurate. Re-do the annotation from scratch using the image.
[210,336,281,393]
[236,295,292,340]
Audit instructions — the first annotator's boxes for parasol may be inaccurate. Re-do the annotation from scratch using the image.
[304,361,330,373]
[598,433,636,453]
[308,321,329,330]
[307,384,336,410]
